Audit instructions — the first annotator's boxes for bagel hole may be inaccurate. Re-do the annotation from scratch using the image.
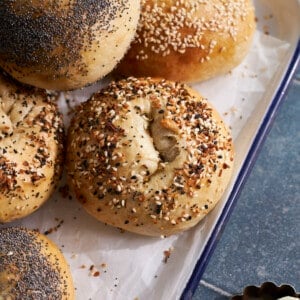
[138,105,180,163]
[159,136,180,162]
[150,130,180,163]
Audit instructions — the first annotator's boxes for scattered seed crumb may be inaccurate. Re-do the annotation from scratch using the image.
[263,13,273,20]
[93,271,100,277]
[113,277,119,288]
[263,25,270,35]
[44,219,64,235]
[80,265,86,269]
[88,264,101,277]
[163,247,174,263]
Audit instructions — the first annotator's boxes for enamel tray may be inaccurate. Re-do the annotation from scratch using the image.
[182,0,300,298]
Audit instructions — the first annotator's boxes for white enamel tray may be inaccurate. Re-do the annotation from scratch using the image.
[183,0,300,298]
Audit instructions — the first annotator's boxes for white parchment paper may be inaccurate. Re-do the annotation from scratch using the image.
[2,30,290,299]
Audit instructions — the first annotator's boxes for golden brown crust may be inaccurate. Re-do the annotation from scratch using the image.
[66,77,234,236]
[115,0,256,83]
[0,0,140,91]
[0,72,64,223]
[0,227,74,299]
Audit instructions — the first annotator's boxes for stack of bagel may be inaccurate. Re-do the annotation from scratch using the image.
[0,0,255,297]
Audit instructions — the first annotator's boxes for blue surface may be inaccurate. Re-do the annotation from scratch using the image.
[192,68,300,299]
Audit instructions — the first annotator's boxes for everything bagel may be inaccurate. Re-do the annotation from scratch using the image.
[0,72,64,222]
[66,77,234,236]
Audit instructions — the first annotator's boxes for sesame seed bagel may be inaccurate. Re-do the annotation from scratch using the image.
[66,77,234,236]
[0,72,64,223]
[0,0,140,91]
[116,0,255,83]
[0,227,75,299]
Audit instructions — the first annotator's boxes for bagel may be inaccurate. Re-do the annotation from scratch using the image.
[116,0,255,83]
[66,77,234,236]
[0,72,64,223]
[0,0,140,91]
[0,227,74,299]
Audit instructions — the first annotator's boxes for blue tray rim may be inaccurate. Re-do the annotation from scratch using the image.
[180,39,300,300]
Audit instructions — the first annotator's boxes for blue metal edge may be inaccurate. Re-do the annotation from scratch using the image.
[181,39,300,300]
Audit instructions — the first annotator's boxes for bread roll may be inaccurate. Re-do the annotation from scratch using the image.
[116,0,255,83]
[66,77,234,236]
[0,0,140,91]
[0,227,74,299]
[0,72,64,223]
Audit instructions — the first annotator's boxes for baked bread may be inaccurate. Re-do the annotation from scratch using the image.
[0,227,74,299]
[115,0,255,83]
[0,0,140,91]
[66,77,234,236]
[0,72,64,223]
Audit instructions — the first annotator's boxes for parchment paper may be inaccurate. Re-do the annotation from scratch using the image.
[1,29,290,300]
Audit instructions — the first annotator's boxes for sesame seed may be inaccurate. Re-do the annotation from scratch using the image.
[133,0,248,60]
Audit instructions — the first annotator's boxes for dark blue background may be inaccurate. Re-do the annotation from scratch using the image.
[193,67,300,299]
